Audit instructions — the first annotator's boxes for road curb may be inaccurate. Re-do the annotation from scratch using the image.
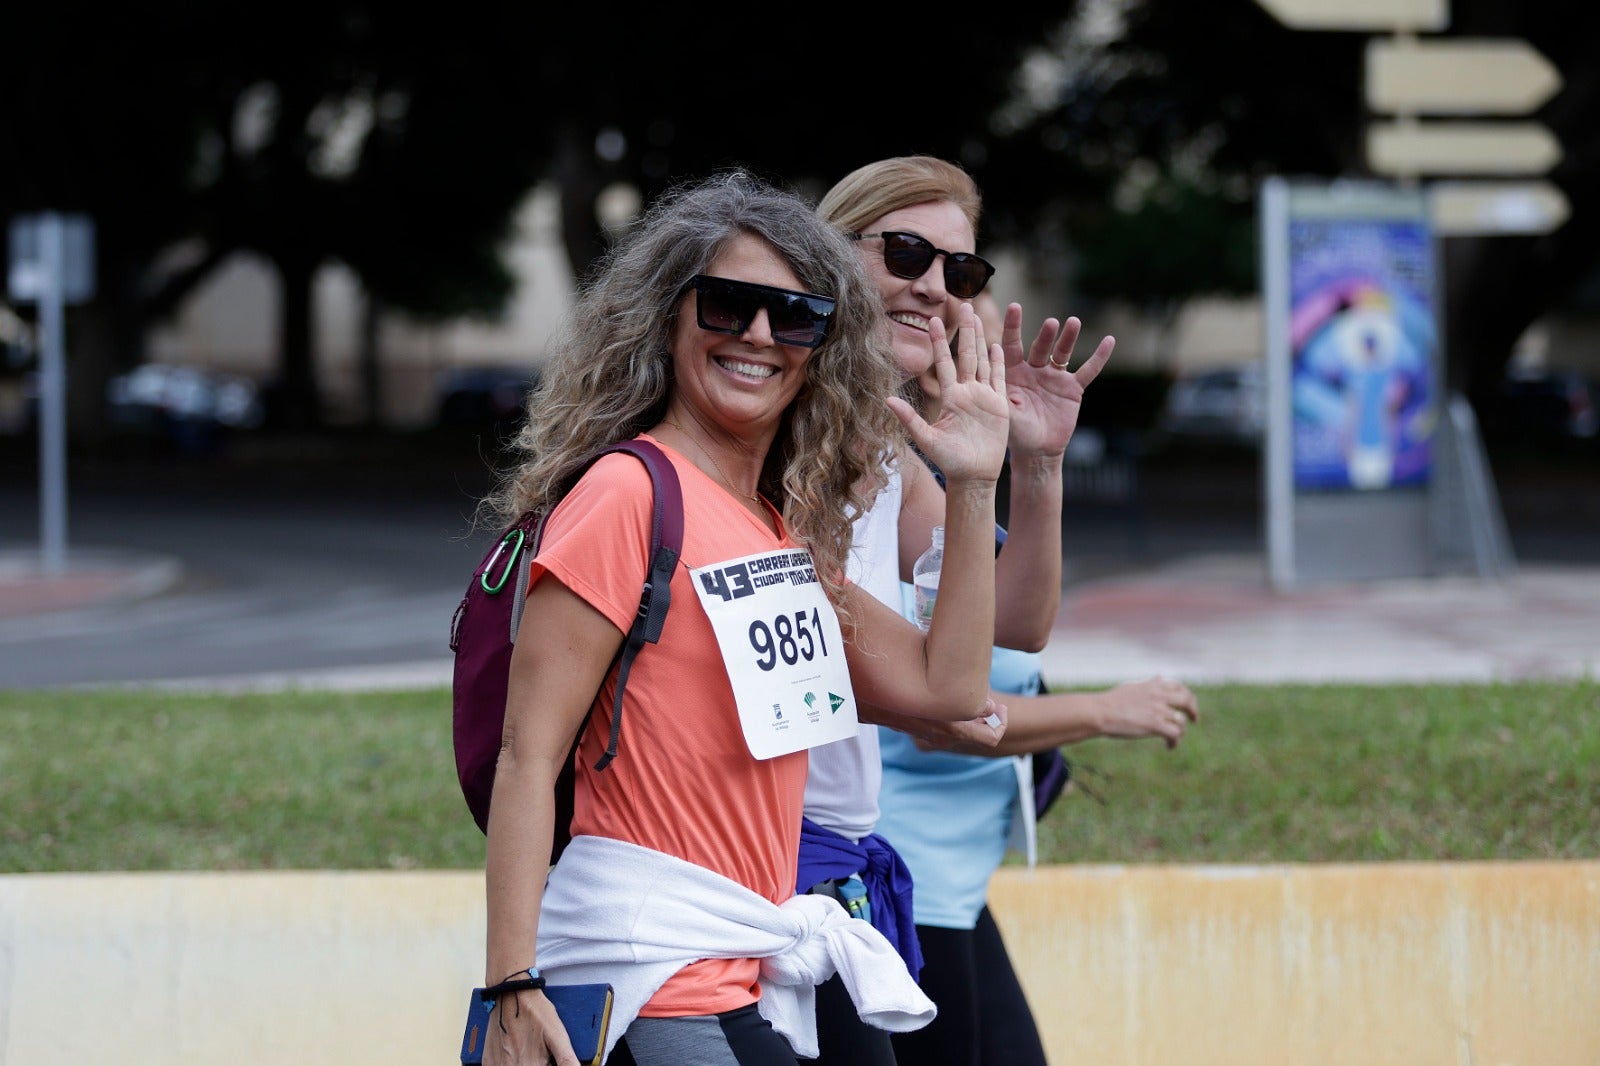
[0,548,185,619]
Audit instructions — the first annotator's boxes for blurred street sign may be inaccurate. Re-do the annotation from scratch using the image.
[1253,0,1447,31]
[1258,0,1576,238]
[1367,121,1562,176]
[1429,181,1570,235]
[1367,39,1562,115]
[8,213,96,304]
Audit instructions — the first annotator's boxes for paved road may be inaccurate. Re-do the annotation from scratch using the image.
[1,434,1596,689]
[0,439,498,687]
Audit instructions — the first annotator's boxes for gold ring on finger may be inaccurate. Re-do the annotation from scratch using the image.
[1049,356,1070,369]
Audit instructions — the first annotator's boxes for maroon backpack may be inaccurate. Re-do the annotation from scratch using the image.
[449,439,683,852]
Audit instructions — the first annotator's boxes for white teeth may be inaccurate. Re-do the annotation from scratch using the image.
[716,357,776,380]
[889,312,929,332]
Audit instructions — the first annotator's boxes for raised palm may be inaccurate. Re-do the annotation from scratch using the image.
[998,303,1115,461]
[891,304,1010,484]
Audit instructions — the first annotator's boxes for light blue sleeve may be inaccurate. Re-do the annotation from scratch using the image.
[877,583,1043,928]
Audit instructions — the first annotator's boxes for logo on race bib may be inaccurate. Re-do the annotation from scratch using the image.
[830,693,846,714]
[698,551,817,602]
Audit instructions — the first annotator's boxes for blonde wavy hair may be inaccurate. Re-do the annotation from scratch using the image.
[816,155,983,239]
[484,169,903,621]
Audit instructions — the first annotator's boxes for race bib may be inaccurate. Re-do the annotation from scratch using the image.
[691,548,859,760]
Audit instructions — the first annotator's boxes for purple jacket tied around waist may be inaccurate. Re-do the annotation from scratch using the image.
[796,817,923,981]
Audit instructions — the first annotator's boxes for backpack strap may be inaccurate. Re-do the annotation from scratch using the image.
[588,439,683,771]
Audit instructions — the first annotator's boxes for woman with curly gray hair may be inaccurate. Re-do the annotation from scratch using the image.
[478,169,1012,1066]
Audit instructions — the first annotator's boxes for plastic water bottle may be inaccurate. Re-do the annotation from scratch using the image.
[912,525,943,632]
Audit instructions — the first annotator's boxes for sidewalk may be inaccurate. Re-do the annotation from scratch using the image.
[1039,553,1600,686]
[4,545,1597,688]
[0,548,184,620]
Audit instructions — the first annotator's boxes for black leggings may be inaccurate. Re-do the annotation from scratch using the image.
[608,1004,799,1066]
[798,969,898,1066]
[889,906,1049,1066]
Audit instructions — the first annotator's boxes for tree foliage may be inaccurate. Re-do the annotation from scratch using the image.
[5,0,1596,430]
[1,3,1066,428]
[522,5,1068,280]
[988,0,1600,399]
[1,2,550,428]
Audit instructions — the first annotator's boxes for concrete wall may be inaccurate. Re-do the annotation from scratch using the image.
[987,863,1600,1066]
[2,863,1597,1065]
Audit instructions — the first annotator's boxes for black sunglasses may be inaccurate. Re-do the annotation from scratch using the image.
[689,274,836,350]
[851,231,996,299]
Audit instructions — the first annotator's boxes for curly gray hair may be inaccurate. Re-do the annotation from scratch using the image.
[485,168,904,619]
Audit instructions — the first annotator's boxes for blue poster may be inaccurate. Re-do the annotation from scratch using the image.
[1287,218,1435,491]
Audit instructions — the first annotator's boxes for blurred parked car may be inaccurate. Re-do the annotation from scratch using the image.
[434,364,540,437]
[106,363,264,455]
[0,369,36,437]
[1479,366,1598,443]
[1,325,38,437]
[1155,361,1266,447]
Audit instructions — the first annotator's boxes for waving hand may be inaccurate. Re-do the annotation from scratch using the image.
[887,302,1009,484]
[997,302,1115,461]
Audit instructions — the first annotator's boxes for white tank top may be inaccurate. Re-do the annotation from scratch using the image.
[802,463,904,840]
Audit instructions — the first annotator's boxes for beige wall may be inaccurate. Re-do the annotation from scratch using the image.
[144,186,576,428]
[3,862,1597,1065]
[136,198,1276,430]
[135,183,1599,431]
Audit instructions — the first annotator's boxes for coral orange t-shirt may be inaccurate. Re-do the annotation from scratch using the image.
[528,434,809,1017]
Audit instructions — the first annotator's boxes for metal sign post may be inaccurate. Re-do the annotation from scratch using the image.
[7,211,96,576]
[38,217,68,576]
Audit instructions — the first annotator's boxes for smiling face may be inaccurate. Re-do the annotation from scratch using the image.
[854,199,976,382]
[667,233,818,442]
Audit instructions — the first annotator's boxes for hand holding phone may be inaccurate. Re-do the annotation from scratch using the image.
[460,983,615,1066]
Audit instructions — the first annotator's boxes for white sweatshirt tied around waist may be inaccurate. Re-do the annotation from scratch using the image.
[534,834,936,1061]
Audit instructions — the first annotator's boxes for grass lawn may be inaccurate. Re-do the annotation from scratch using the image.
[2,680,1596,872]
[1035,680,1600,863]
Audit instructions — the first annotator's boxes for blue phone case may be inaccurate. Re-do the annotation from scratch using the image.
[459,982,615,1066]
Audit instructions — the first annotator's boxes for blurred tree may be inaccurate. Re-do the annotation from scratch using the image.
[1072,171,1258,346]
[982,0,1600,403]
[1,3,226,432]
[163,4,554,429]
[0,2,1062,431]
[12,0,1590,435]
[1,2,547,430]
[528,5,1067,280]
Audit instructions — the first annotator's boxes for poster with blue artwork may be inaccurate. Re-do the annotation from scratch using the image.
[1288,217,1435,490]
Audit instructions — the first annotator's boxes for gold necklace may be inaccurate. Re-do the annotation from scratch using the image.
[663,420,761,503]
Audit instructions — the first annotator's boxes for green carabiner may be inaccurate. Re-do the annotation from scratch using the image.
[480,529,526,594]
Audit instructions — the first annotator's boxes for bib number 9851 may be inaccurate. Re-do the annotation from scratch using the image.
[749,607,830,671]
